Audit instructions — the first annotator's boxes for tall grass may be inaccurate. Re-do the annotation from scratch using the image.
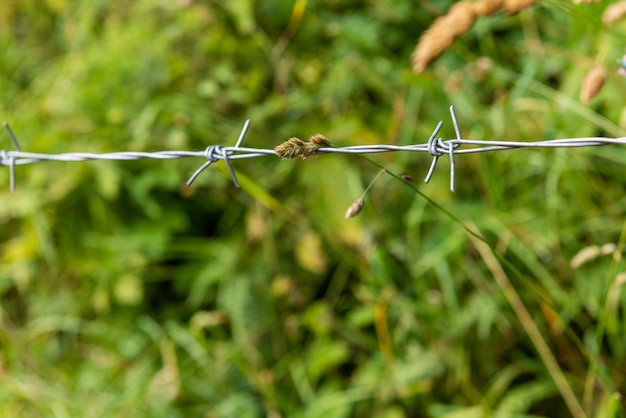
[0,1,625,417]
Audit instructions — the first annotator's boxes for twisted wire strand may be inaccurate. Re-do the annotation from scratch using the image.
[3,106,626,193]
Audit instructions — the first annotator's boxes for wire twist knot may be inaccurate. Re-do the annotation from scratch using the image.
[427,136,459,157]
[204,144,226,163]
[186,120,251,188]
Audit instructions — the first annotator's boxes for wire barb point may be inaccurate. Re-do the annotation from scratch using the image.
[3,122,21,192]
[422,107,462,192]
[448,105,461,193]
[424,120,444,185]
[4,122,21,152]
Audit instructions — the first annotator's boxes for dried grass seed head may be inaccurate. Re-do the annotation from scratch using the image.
[503,0,536,14]
[275,137,306,159]
[274,135,330,160]
[603,1,626,25]
[411,1,477,73]
[580,66,606,103]
[299,144,317,159]
[309,133,331,147]
[345,198,365,219]
[471,0,504,16]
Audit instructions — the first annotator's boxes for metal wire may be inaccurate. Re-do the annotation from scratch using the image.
[3,106,626,193]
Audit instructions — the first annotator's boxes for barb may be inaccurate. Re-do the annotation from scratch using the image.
[3,121,20,192]
[3,106,626,193]
[186,119,252,188]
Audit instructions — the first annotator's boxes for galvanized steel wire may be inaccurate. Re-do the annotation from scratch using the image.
[3,106,626,193]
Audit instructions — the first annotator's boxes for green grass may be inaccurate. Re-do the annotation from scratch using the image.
[1,1,625,417]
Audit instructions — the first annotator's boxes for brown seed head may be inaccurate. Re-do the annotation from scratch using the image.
[275,134,330,160]
[471,0,504,16]
[345,198,365,219]
[275,137,306,159]
[288,137,305,147]
[299,144,318,159]
[309,133,331,147]
[503,0,535,14]
[603,1,626,25]
[580,66,606,103]
[411,1,477,73]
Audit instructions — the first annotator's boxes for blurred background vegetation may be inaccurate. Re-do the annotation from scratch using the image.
[1,0,625,417]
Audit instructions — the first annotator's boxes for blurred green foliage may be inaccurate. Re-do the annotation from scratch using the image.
[1,0,626,417]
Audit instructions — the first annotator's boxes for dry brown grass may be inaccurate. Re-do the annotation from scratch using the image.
[471,0,504,15]
[602,1,626,25]
[503,0,536,14]
[411,1,477,73]
[411,0,536,73]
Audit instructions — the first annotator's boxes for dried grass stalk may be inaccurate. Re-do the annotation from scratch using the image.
[570,243,616,269]
[603,1,626,25]
[411,1,477,73]
[580,66,606,103]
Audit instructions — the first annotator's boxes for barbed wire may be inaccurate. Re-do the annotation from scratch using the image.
[2,106,626,193]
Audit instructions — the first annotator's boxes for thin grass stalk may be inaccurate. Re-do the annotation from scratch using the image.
[583,219,626,410]
[467,223,586,418]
